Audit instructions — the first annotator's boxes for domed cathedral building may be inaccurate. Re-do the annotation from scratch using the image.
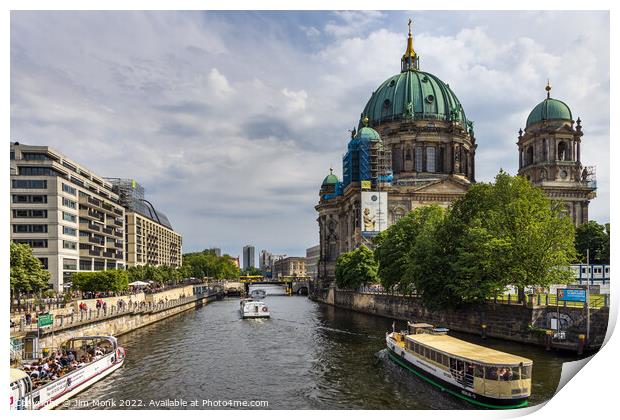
[316,21,477,284]
[517,82,597,226]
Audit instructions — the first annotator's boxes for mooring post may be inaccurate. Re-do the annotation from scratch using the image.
[481,324,487,339]
[577,334,585,355]
[545,330,552,351]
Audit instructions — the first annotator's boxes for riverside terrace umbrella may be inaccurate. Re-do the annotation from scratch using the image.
[128,281,150,287]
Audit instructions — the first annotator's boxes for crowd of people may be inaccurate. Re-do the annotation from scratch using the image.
[21,344,113,390]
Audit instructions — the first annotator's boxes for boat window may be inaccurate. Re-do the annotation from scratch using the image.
[474,365,484,378]
[429,350,436,361]
[498,367,514,381]
[511,367,521,380]
[441,354,449,367]
[521,365,532,379]
[485,366,499,380]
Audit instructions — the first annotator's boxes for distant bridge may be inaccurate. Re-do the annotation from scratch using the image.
[239,276,310,295]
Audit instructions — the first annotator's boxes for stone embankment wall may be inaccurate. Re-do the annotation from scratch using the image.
[319,288,608,350]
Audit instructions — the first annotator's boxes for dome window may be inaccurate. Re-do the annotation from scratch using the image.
[421,76,429,83]
[383,99,391,109]
[425,94,434,103]
[389,80,396,87]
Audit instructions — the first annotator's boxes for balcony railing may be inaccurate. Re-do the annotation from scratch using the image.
[102,227,113,235]
[103,251,114,258]
[114,208,123,216]
[89,249,101,256]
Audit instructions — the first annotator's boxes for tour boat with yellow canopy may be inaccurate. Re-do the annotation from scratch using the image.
[386,323,532,409]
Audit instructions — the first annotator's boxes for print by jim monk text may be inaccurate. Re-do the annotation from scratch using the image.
[62,398,270,409]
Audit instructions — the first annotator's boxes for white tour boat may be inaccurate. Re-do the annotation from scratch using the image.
[240,298,270,319]
[10,335,125,410]
[386,323,532,409]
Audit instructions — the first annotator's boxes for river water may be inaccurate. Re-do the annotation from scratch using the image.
[65,290,580,410]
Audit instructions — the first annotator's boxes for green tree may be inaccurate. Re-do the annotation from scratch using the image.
[10,242,50,301]
[575,221,610,264]
[374,205,446,292]
[335,245,378,289]
[418,171,576,307]
[241,267,262,276]
[71,270,128,292]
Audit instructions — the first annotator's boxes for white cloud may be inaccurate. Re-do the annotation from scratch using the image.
[10,11,610,256]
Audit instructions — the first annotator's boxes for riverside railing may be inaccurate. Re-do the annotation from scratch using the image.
[10,290,218,336]
[351,287,609,309]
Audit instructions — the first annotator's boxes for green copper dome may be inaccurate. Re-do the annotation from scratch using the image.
[361,70,468,127]
[322,171,339,185]
[355,126,381,141]
[526,97,572,128]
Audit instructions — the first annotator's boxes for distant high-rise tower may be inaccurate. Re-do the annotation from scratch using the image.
[259,250,272,272]
[243,245,255,270]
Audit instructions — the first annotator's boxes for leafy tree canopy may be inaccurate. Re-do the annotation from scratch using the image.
[10,242,50,295]
[575,221,610,264]
[335,245,378,289]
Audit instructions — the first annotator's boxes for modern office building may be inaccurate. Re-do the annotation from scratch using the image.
[10,143,126,291]
[305,245,320,281]
[259,250,273,273]
[242,245,255,270]
[273,257,307,279]
[205,247,221,257]
[107,178,182,268]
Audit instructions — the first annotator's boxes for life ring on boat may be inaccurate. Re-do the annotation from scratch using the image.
[116,348,123,360]
[261,307,268,312]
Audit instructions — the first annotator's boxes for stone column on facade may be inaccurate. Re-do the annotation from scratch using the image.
[447,142,454,174]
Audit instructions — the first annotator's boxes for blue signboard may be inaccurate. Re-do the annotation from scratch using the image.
[557,288,587,302]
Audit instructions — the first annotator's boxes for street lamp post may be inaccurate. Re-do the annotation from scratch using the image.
[586,249,591,346]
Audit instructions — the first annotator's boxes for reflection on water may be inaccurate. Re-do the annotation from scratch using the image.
[66,296,580,409]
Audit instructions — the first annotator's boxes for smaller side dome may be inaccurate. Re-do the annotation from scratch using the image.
[322,168,340,185]
[355,126,381,142]
[525,82,573,128]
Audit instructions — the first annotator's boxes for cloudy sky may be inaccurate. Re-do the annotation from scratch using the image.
[10,11,610,258]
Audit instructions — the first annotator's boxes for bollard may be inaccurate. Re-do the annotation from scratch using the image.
[545,330,552,351]
[577,334,585,355]
[481,324,487,339]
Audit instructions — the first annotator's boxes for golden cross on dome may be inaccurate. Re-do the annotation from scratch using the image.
[545,79,551,98]
[408,18,412,35]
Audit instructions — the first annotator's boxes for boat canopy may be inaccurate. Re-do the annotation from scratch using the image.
[11,368,29,383]
[406,334,532,366]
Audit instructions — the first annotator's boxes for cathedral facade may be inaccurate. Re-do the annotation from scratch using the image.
[315,23,596,285]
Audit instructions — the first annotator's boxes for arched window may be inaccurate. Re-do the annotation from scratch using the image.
[558,142,567,161]
[526,146,534,166]
[542,138,548,161]
[426,147,436,173]
[415,146,423,171]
